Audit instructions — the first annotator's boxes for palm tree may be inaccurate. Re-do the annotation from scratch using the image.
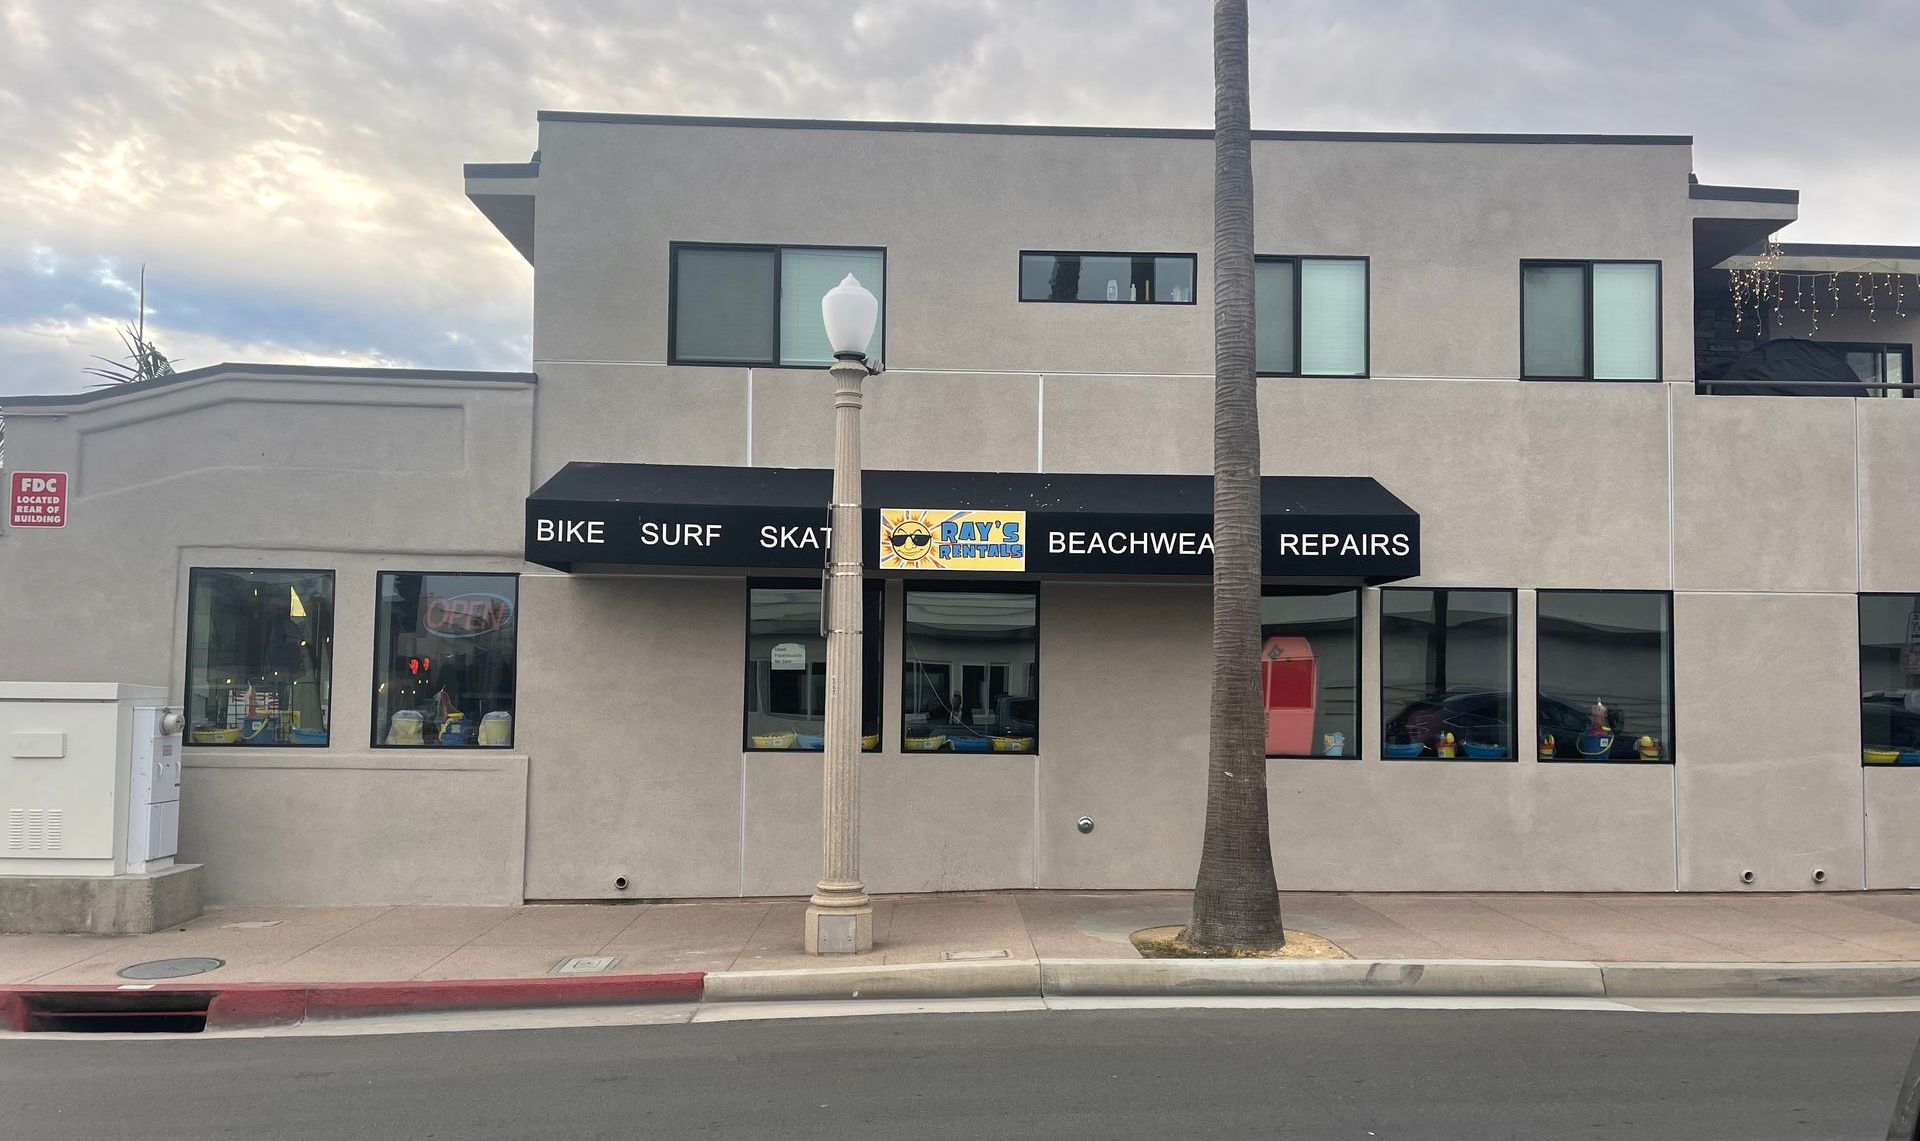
[82,266,176,387]
[1184,0,1284,951]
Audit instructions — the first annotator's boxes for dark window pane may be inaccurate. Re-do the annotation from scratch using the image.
[1255,259,1297,374]
[1861,594,1920,762]
[674,246,776,362]
[1537,591,1672,762]
[1261,588,1359,757]
[1522,264,1585,377]
[372,573,518,748]
[186,569,334,746]
[903,590,1037,752]
[1019,253,1195,303]
[745,583,882,750]
[1380,589,1515,760]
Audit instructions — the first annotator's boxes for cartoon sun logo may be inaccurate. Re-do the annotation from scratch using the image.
[881,510,964,569]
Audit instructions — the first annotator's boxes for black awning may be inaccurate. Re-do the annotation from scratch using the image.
[526,462,1419,582]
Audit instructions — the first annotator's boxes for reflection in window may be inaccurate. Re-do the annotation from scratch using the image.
[1380,589,1515,760]
[1521,260,1659,380]
[373,573,518,748]
[1832,342,1914,399]
[1536,591,1672,763]
[671,243,884,366]
[745,582,882,750]
[186,568,334,746]
[903,589,1038,753]
[1256,257,1368,376]
[1861,595,1920,765]
[1261,588,1360,757]
[1019,252,1196,303]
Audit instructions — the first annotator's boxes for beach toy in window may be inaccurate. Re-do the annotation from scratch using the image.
[1539,733,1556,760]
[750,731,797,750]
[439,713,472,745]
[1383,741,1424,758]
[992,736,1035,752]
[1322,731,1345,758]
[903,734,948,752]
[950,735,993,753]
[1864,746,1900,765]
[386,710,425,746]
[1435,731,1457,759]
[1637,736,1660,762]
[478,711,512,747]
[862,733,880,750]
[1577,700,1614,758]
[794,733,825,750]
[1462,740,1505,759]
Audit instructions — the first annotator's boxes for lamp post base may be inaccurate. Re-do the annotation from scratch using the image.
[804,889,874,955]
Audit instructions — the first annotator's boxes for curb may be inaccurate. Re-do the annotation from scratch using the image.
[0,972,706,1032]
[707,958,1920,1003]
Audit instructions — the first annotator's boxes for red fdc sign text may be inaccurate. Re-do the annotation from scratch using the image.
[9,472,68,528]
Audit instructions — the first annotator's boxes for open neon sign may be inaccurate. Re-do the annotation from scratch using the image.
[422,593,513,639]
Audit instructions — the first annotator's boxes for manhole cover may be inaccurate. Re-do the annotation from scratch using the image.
[943,949,1010,961]
[552,955,619,975]
[118,957,226,980]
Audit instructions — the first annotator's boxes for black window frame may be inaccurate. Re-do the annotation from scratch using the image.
[1533,588,1676,766]
[1519,259,1663,381]
[742,577,885,753]
[1821,341,1915,398]
[1378,586,1521,762]
[1017,250,1198,305]
[369,569,521,750]
[1860,593,1920,765]
[1260,584,1365,759]
[184,566,337,749]
[1254,254,1371,378]
[900,579,1041,755]
[667,241,888,367]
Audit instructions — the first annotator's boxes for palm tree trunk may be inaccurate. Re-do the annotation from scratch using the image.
[1185,0,1284,951]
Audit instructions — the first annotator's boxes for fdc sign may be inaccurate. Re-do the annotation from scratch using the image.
[9,472,69,528]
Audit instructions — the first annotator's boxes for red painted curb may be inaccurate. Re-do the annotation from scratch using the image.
[0,972,706,1031]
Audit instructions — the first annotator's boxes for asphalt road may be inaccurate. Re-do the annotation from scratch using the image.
[4,1008,1918,1140]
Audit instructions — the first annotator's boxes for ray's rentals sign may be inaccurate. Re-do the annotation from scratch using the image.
[880,509,1027,572]
[9,472,68,529]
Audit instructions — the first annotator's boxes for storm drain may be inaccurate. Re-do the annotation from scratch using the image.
[20,991,211,1034]
[118,957,226,980]
[943,950,1010,961]
[551,955,620,975]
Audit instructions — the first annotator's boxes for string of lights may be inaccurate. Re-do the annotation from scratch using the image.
[1728,237,1915,333]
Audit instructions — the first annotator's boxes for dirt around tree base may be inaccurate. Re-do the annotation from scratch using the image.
[1129,924,1352,959]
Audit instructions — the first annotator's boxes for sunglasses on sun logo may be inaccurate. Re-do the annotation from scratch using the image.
[890,531,931,548]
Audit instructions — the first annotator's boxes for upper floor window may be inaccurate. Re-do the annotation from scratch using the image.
[1830,342,1913,398]
[670,242,885,367]
[1256,256,1368,377]
[1019,251,1196,304]
[186,568,334,747]
[1521,260,1660,380]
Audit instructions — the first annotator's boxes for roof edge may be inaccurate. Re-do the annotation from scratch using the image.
[464,161,540,179]
[536,111,1692,146]
[1691,183,1800,204]
[1,362,537,409]
[1774,241,1920,259]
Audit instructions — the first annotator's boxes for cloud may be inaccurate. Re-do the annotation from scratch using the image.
[1,0,1915,397]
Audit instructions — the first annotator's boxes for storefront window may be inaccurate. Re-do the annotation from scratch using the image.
[372,572,518,748]
[1861,594,1920,765]
[1380,588,1515,760]
[1261,588,1360,758]
[1537,591,1673,762]
[744,581,883,751]
[902,587,1038,753]
[186,568,334,746]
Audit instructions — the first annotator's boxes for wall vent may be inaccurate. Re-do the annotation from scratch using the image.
[7,809,64,852]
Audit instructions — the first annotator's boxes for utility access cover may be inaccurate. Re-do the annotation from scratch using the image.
[118,957,226,980]
[552,955,620,975]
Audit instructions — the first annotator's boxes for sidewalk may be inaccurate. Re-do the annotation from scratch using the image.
[11,890,1920,986]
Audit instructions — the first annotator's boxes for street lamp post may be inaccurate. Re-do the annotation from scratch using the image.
[805,273,878,955]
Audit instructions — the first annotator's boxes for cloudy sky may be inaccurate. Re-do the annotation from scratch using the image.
[1,0,1912,396]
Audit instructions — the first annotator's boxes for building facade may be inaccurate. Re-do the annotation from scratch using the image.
[3,113,1918,905]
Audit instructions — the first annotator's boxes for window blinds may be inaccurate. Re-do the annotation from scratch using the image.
[778,248,885,365]
[1590,263,1658,380]
[1299,258,1367,377]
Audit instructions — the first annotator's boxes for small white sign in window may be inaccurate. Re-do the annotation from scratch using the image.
[770,642,807,671]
